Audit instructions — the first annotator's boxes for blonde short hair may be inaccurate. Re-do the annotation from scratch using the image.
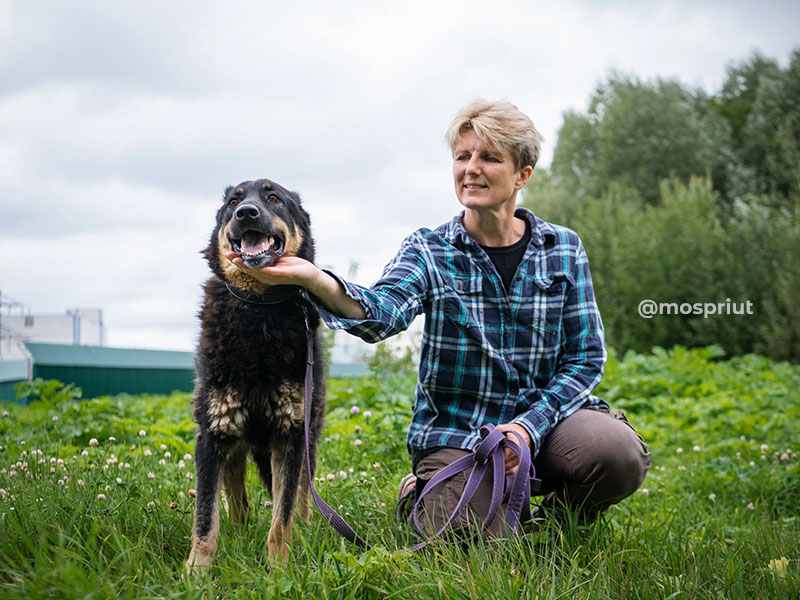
[445,99,544,170]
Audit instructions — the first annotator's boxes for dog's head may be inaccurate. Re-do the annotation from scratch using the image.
[204,178,315,291]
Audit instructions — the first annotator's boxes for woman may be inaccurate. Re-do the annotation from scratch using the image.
[229,99,651,534]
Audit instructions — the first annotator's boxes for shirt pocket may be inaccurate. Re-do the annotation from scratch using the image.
[524,272,573,344]
[441,274,484,333]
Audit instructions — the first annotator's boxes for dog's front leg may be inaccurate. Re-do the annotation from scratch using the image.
[267,434,305,564]
[187,431,224,573]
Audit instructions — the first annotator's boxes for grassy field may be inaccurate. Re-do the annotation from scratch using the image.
[0,345,798,599]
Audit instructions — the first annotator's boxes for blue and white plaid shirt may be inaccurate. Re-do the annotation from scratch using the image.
[315,208,608,458]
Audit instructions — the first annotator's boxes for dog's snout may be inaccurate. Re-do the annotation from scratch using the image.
[235,204,260,221]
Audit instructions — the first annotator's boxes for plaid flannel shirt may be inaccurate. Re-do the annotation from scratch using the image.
[314,208,608,458]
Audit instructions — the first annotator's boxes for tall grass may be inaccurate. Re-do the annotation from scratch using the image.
[0,346,798,599]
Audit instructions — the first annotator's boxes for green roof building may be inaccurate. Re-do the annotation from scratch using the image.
[0,342,195,402]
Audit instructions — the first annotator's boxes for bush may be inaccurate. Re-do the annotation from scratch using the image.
[522,177,800,361]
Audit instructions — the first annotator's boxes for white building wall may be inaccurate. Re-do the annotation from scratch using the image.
[1,308,104,350]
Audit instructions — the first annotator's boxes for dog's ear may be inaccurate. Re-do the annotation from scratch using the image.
[287,191,311,227]
[222,186,234,202]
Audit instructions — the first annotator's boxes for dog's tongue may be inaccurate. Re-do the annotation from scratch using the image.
[241,233,266,255]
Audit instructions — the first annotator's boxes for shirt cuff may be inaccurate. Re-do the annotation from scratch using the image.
[306,270,375,331]
[511,404,556,458]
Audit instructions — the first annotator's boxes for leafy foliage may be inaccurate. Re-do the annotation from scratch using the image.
[525,48,800,362]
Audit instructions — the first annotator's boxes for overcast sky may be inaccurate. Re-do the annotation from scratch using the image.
[0,0,797,352]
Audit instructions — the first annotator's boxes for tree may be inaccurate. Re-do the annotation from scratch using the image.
[712,50,800,208]
[550,74,732,205]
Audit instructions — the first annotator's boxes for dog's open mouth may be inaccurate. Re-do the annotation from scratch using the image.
[231,230,284,268]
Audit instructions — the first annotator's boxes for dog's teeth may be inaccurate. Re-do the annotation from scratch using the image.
[268,236,275,247]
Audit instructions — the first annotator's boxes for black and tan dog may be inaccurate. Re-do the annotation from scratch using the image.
[186,179,326,572]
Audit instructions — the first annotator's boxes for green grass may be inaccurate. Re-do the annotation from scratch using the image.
[0,346,798,599]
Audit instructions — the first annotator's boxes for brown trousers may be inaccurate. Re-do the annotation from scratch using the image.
[412,408,651,535]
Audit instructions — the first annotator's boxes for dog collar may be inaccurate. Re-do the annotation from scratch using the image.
[224,283,303,305]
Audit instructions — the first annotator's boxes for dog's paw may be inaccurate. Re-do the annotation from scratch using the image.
[185,550,213,576]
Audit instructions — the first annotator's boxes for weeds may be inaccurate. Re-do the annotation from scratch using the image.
[0,346,798,598]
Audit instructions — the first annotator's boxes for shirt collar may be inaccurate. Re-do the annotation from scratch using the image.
[444,207,555,248]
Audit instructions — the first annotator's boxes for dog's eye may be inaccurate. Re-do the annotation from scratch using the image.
[228,198,240,207]
[267,194,279,203]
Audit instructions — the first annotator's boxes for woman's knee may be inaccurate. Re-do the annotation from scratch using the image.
[584,415,651,503]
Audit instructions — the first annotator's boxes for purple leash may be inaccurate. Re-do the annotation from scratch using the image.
[301,303,541,551]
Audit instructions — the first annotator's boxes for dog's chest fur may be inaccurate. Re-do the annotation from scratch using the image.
[194,280,316,443]
[205,381,304,437]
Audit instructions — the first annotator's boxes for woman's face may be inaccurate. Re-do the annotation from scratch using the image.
[452,130,530,212]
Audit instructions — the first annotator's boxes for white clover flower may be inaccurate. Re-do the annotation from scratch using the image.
[147,501,155,508]
[188,489,196,498]
[164,451,171,458]
[77,480,85,486]
[354,439,362,446]
[350,406,360,415]
[144,449,152,457]
[138,430,147,437]
[116,477,123,484]
[641,489,649,496]
[89,438,99,447]
[747,502,755,510]
[158,459,166,466]
[363,410,372,418]
[97,494,106,500]
[81,450,89,457]
[147,472,155,480]
[676,447,683,454]
[108,436,116,442]
[780,453,789,461]
[708,493,716,501]
[326,473,335,481]
[160,444,167,451]
[178,461,186,469]
[183,454,192,461]
[52,416,58,422]
[760,444,769,452]
[692,445,701,452]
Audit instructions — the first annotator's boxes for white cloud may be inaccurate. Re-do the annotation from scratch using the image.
[0,0,797,351]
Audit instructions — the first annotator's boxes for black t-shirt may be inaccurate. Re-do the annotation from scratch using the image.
[479,218,532,292]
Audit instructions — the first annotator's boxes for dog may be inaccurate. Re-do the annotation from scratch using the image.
[186,178,326,572]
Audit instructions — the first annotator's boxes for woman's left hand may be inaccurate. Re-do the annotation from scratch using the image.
[494,423,532,476]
